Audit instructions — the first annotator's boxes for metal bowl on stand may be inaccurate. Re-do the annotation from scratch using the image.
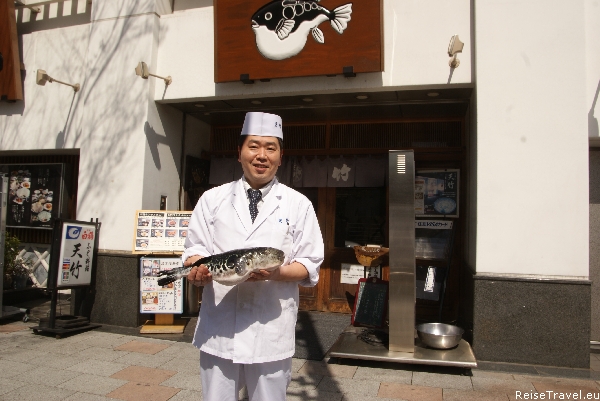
[416,323,464,349]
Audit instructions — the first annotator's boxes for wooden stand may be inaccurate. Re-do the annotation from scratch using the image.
[140,313,187,334]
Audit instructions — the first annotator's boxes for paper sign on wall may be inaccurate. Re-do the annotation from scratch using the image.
[140,257,184,314]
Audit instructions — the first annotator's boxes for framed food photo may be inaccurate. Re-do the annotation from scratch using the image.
[415,169,460,218]
[1,164,65,229]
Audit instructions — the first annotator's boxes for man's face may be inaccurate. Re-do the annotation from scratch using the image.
[238,135,282,189]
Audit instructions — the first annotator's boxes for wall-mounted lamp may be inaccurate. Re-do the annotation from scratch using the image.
[36,69,80,92]
[447,35,464,68]
[15,0,41,13]
[135,62,172,85]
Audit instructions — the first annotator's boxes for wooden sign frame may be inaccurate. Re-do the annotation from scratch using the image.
[214,0,383,83]
[0,0,23,100]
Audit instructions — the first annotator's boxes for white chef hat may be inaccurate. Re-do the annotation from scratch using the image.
[241,112,283,140]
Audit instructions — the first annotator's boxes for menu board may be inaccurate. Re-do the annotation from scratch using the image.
[133,210,192,253]
[1,164,64,228]
[415,169,459,218]
[351,277,389,328]
[140,257,183,314]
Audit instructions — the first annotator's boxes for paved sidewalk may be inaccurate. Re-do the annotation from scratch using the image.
[1,319,600,401]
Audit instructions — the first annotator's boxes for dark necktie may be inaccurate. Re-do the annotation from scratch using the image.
[248,188,262,223]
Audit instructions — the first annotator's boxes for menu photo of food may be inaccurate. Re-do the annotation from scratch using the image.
[134,211,193,253]
[8,170,32,225]
[2,164,64,228]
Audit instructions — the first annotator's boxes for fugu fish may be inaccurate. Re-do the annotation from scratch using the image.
[156,247,285,287]
[251,0,353,60]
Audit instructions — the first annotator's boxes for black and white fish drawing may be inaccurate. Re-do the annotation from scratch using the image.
[157,247,285,286]
[251,0,352,60]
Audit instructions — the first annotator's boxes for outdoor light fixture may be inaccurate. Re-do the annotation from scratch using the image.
[251,100,262,105]
[447,35,464,68]
[134,61,172,85]
[356,95,368,100]
[36,69,80,92]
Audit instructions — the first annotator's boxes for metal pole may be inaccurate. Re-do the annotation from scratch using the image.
[0,176,8,315]
[388,150,416,353]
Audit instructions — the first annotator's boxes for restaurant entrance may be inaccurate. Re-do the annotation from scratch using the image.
[209,117,467,323]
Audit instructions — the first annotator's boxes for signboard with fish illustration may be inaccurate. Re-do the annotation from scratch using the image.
[140,257,184,314]
[215,0,382,82]
[48,220,99,288]
[133,210,192,253]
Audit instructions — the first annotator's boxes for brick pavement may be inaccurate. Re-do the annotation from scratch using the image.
[1,319,599,401]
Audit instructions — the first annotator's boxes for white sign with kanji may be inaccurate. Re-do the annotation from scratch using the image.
[57,222,97,287]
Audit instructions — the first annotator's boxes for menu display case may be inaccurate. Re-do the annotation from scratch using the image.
[0,164,65,229]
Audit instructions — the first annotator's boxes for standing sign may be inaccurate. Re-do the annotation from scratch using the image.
[55,221,98,287]
[214,0,383,82]
[140,257,184,314]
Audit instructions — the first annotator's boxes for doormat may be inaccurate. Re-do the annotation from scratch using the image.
[294,311,351,361]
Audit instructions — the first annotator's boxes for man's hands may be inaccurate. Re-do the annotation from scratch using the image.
[247,262,309,282]
[185,255,212,287]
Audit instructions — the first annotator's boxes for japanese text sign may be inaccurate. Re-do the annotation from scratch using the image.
[56,222,97,287]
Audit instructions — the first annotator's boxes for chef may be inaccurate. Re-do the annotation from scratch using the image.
[183,111,324,401]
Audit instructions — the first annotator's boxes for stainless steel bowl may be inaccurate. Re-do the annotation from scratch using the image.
[416,323,464,349]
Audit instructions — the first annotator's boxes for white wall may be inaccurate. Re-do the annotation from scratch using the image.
[1,2,185,252]
[155,0,473,102]
[474,0,589,278]
[0,24,89,151]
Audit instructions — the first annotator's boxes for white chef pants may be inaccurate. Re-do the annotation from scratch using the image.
[200,351,292,401]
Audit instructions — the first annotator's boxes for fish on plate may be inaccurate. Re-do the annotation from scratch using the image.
[157,247,284,286]
[251,0,352,60]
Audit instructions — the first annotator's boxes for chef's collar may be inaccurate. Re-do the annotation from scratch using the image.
[242,175,275,200]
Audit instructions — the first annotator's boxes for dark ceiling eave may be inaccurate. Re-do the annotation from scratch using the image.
[161,87,473,125]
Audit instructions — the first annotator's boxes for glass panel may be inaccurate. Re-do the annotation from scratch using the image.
[334,188,386,248]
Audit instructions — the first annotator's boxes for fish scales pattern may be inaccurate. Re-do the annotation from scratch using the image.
[157,247,284,287]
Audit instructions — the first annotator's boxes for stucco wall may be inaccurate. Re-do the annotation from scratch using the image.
[473,0,589,278]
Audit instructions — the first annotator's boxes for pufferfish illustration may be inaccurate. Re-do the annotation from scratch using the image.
[251,0,353,60]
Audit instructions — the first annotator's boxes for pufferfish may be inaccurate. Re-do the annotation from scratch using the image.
[251,0,353,60]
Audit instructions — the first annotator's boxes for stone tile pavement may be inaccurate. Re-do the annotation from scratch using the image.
[1,319,600,401]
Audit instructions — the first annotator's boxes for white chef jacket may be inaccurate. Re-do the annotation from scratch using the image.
[183,177,324,364]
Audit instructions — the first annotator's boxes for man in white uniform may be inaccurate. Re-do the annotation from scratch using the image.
[183,111,324,401]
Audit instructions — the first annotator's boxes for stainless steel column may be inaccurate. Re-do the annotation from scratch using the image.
[388,151,415,352]
[0,176,8,310]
